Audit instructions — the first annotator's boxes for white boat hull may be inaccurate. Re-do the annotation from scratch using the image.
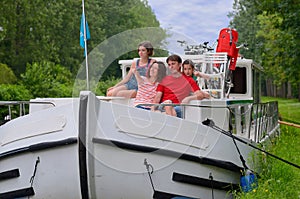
[0,91,279,198]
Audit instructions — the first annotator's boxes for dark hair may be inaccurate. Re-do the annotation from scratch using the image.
[166,54,182,64]
[182,59,195,69]
[138,41,154,56]
[147,61,166,82]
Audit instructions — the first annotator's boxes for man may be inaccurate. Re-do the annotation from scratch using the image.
[151,54,210,117]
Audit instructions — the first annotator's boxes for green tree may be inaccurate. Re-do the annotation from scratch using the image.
[0,63,17,84]
[0,84,33,121]
[0,84,32,101]
[257,12,293,85]
[21,61,73,98]
[229,0,300,99]
[0,0,165,80]
[257,0,300,99]
[85,0,167,80]
[0,0,83,75]
[228,0,264,62]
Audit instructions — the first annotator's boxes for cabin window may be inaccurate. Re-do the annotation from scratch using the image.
[231,67,247,94]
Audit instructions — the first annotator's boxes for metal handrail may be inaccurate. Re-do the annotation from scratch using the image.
[0,101,56,123]
[136,101,279,143]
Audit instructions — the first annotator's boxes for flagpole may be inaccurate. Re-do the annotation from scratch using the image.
[82,0,89,90]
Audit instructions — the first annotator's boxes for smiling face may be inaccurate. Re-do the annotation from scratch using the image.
[147,61,166,82]
[167,60,181,75]
[183,64,194,76]
[149,62,159,78]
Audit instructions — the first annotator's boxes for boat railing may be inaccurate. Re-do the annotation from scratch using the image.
[218,101,279,143]
[0,101,55,125]
[250,101,279,142]
[196,53,228,99]
[136,101,279,143]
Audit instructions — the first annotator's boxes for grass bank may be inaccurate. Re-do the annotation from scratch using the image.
[235,97,300,198]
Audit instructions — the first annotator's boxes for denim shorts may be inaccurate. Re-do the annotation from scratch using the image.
[124,76,138,90]
[174,106,182,118]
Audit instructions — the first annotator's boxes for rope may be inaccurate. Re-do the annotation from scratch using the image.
[30,156,40,187]
[144,159,155,192]
[202,119,300,170]
[206,118,250,173]
[230,131,249,171]
[28,156,40,199]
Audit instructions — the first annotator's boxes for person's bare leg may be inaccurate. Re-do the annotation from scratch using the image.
[165,106,172,115]
[165,106,177,116]
[171,107,177,116]
[106,88,113,96]
[116,89,137,98]
[163,100,176,116]
[106,85,127,97]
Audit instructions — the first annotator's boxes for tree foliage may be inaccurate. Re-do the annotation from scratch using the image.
[21,61,73,98]
[256,12,293,85]
[0,63,17,84]
[0,84,33,120]
[0,0,83,75]
[0,0,164,77]
[0,84,32,101]
[229,0,300,99]
[228,0,264,61]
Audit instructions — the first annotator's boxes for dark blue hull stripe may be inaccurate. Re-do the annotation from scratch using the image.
[0,169,20,181]
[153,190,197,199]
[0,138,77,161]
[0,187,34,199]
[92,138,243,172]
[172,172,239,191]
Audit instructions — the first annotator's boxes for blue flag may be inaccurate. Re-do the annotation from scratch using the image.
[80,12,90,54]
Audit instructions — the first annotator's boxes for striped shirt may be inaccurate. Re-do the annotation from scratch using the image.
[134,76,158,107]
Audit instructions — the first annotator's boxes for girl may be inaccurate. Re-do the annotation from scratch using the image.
[133,61,166,110]
[106,41,156,98]
[182,59,210,81]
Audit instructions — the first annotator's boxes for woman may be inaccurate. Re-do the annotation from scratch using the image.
[106,41,156,98]
[133,61,166,110]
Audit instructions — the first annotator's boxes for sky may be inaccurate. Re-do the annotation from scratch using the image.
[147,0,235,52]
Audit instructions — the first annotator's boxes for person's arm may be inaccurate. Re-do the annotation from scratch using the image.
[119,61,136,85]
[194,90,210,100]
[181,90,210,104]
[181,93,198,104]
[201,90,211,99]
[151,91,163,111]
[194,71,210,80]
[132,67,143,85]
[109,60,136,89]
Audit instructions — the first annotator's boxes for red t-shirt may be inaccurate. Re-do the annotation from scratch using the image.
[156,74,200,103]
